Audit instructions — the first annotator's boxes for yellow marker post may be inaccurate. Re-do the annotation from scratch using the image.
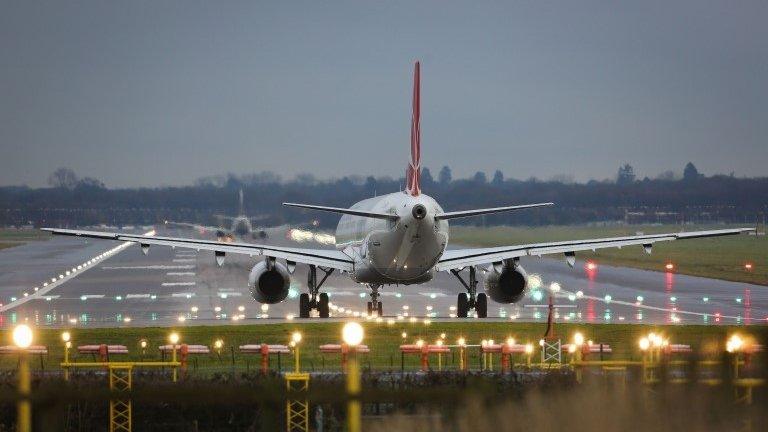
[169,332,180,383]
[292,332,302,373]
[13,325,33,432]
[342,322,364,432]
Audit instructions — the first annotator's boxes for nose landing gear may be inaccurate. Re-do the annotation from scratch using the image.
[451,266,487,318]
[299,265,334,318]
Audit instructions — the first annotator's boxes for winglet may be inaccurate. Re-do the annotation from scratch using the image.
[405,61,421,196]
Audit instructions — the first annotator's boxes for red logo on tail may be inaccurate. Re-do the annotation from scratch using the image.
[406,61,421,196]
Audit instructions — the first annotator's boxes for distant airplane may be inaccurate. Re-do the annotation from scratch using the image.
[44,62,755,319]
[166,189,269,241]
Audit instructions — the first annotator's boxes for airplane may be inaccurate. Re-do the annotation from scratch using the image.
[165,188,269,241]
[43,61,755,319]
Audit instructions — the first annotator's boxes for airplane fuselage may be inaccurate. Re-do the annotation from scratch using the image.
[335,191,449,285]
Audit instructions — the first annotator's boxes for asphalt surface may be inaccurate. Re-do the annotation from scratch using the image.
[0,227,765,328]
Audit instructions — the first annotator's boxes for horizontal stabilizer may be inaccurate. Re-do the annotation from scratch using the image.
[435,202,554,220]
[283,203,399,221]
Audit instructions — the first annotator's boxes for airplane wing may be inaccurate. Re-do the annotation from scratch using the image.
[41,228,354,272]
[435,227,755,271]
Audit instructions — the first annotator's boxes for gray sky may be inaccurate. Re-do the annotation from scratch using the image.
[2,1,766,187]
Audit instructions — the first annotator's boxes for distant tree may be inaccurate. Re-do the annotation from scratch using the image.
[548,174,575,184]
[77,177,105,189]
[683,162,701,181]
[294,173,317,186]
[473,171,487,184]
[438,166,452,185]
[616,164,636,185]
[364,176,377,195]
[491,170,504,186]
[656,170,677,181]
[47,167,79,189]
[421,168,434,186]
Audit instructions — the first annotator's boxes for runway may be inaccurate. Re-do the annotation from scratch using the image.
[0,226,765,328]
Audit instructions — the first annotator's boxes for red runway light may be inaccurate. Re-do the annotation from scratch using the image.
[585,262,597,271]
[665,263,675,271]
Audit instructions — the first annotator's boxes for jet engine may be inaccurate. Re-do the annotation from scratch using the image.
[484,263,528,304]
[248,259,291,304]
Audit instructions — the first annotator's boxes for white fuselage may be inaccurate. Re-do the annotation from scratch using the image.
[335,191,449,285]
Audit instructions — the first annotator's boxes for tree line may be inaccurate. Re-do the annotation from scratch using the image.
[1,163,765,228]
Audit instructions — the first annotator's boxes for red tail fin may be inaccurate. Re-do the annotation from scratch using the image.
[406,61,421,196]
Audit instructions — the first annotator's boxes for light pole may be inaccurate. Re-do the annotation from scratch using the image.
[436,340,443,371]
[524,343,533,368]
[291,331,303,373]
[169,332,180,382]
[481,339,488,371]
[726,334,744,379]
[342,322,364,432]
[13,324,33,432]
[61,331,71,381]
[457,337,466,371]
[214,339,223,361]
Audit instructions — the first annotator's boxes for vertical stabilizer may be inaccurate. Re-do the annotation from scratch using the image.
[406,61,421,196]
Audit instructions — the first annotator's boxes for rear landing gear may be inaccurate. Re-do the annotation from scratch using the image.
[367,285,383,317]
[299,265,334,318]
[451,266,487,318]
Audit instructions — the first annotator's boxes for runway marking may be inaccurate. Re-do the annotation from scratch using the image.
[173,259,196,263]
[419,293,447,297]
[161,282,196,287]
[126,294,152,299]
[218,292,243,297]
[0,231,152,313]
[326,291,356,296]
[171,292,196,298]
[81,294,105,299]
[166,272,196,276]
[102,265,195,270]
[43,295,60,300]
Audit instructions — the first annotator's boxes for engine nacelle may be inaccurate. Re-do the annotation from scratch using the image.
[248,260,291,304]
[484,264,528,304]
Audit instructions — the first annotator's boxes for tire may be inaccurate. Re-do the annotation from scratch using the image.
[457,293,469,318]
[299,293,310,318]
[476,293,488,318]
[377,301,383,317]
[318,293,330,318]
[366,302,373,316]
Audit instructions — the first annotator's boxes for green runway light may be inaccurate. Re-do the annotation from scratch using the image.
[531,290,543,302]
[568,294,576,301]
[702,297,709,302]
[636,295,644,302]
[735,298,742,303]
[358,293,366,298]
[395,293,402,298]
[429,293,437,299]
[670,296,677,302]
[604,294,612,303]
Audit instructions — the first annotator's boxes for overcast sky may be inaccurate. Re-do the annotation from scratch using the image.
[1,1,766,187]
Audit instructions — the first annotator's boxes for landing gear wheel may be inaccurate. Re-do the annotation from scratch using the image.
[377,301,383,317]
[476,293,488,318]
[318,292,330,318]
[366,302,373,316]
[299,293,310,318]
[457,293,469,318]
